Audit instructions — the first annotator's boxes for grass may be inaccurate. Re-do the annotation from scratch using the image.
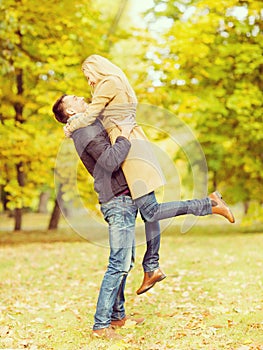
[0,218,263,350]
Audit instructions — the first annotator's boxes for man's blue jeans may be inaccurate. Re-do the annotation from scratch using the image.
[135,192,212,272]
[93,195,138,330]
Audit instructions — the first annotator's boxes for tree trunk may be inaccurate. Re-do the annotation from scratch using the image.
[14,208,23,231]
[48,185,63,230]
[38,192,50,213]
[14,63,26,231]
[243,201,249,215]
[107,0,128,48]
[212,171,217,190]
[14,161,25,231]
[0,186,8,212]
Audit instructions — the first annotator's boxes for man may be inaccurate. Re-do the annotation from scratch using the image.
[52,94,144,339]
[52,94,235,337]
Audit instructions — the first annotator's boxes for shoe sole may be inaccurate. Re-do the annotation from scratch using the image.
[214,191,235,223]
[92,330,122,340]
[111,318,145,328]
[136,275,166,295]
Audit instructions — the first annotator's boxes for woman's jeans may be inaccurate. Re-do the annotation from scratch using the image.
[93,195,138,330]
[135,192,212,272]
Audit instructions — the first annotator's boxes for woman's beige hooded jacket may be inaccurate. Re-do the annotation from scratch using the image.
[68,55,165,199]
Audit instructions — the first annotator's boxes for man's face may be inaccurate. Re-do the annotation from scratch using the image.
[63,95,88,115]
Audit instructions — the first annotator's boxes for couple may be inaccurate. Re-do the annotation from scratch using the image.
[52,55,235,339]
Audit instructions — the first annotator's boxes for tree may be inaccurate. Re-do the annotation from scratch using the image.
[141,0,263,207]
[0,0,115,230]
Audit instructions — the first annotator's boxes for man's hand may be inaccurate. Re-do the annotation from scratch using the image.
[110,116,136,139]
[63,124,72,138]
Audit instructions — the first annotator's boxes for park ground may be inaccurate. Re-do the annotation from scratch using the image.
[0,212,263,350]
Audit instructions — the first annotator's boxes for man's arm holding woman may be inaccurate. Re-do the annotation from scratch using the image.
[65,78,117,136]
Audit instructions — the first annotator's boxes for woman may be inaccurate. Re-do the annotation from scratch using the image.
[65,54,166,199]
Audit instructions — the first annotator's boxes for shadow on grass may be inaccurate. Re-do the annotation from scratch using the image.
[1,223,262,246]
[0,228,86,245]
[163,223,263,237]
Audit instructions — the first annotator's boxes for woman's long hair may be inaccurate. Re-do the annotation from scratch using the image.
[82,54,137,103]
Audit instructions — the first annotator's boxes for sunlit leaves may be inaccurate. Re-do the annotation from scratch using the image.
[143,0,263,206]
[0,0,116,223]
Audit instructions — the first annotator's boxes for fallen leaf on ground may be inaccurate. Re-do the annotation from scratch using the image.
[0,325,10,337]
[123,319,137,329]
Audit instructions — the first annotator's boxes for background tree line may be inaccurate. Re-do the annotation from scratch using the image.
[0,0,262,231]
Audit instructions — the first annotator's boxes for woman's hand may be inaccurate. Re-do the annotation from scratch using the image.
[110,116,136,139]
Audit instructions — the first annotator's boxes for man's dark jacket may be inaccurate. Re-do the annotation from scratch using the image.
[71,119,131,204]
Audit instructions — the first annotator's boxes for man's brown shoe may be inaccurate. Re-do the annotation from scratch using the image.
[93,326,122,339]
[111,315,145,328]
[209,191,235,223]
[136,267,166,295]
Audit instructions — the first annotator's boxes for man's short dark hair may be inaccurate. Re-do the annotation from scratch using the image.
[52,94,68,124]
